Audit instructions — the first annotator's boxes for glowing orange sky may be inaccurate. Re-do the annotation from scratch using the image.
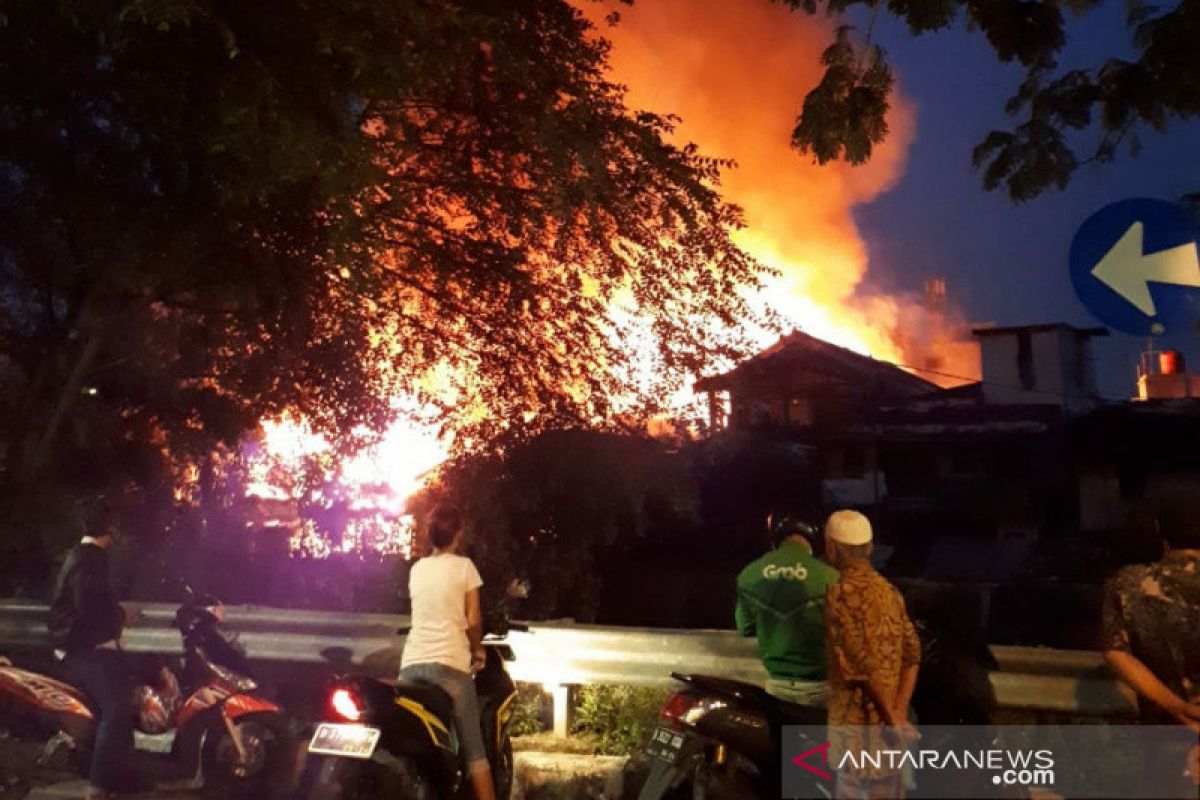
[590,0,918,360]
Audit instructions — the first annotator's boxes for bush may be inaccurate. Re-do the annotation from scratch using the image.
[571,685,671,756]
[509,683,548,737]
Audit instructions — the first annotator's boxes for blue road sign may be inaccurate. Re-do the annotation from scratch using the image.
[1070,198,1200,336]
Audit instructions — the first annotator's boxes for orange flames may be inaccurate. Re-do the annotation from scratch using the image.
[248,1,979,554]
[245,413,446,556]
[591,0,916,361]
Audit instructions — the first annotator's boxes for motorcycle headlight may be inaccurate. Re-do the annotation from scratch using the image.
[208,661,257,692]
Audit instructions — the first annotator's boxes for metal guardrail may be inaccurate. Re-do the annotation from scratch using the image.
[0,600,409,665]
[0,601,1138,719]
[500,622,1137,717]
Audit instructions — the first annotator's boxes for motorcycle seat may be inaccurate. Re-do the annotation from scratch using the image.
[384,679,456,728]
[771,697,825,726]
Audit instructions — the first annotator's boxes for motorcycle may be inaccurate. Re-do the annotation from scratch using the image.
[637,672,827,800]
[301,581,530,800]
[0,588,294,798]
[636,622,1000,799]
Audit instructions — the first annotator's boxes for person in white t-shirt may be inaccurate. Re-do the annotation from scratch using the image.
[400,503,495,800]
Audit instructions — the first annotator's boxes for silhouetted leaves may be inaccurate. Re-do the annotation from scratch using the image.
[965,0,1064,66]
[774,0,1200,201]
[792,27,893,165]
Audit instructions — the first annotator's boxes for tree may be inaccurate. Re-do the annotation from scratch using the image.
[0,0,762,565]
[777,0,1200,200]
[418,429,700,621]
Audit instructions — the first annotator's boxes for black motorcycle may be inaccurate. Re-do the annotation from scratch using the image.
[637,672,828,800]
[636,618,1000,800]
[301,584,529,800]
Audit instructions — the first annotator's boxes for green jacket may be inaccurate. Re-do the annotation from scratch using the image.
[735,540,839,681]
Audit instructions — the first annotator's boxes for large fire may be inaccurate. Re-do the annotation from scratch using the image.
[245,413,447,557]
[247,0,977,555]
[591,0,916,362]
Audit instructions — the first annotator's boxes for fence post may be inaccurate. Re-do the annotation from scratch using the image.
[549,683,574,737]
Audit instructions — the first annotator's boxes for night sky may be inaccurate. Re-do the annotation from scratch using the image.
[849,1,1200,398]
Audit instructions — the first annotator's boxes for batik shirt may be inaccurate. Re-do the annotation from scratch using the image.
[1102,552,1200,723]
[826,560,921,779]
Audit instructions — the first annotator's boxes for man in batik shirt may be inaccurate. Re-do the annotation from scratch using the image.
[824,510,920,799]
[1103,509,1200,727]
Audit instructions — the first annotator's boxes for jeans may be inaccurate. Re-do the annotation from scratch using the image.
[400,661,489,774]
[64,648,133,791]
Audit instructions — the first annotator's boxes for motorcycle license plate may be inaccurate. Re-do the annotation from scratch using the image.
[308,723,382,759]
[645,726,686,764]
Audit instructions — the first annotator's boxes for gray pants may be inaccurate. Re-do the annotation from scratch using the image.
[765,677,828,708]
[400,661,489,773]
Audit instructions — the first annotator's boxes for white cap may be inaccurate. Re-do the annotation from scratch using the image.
[826,510,873,545]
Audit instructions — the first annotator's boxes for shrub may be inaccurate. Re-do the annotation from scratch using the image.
[571,685,671,756]
[509,683,548,737]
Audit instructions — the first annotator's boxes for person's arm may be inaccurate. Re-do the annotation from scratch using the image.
[1099,573,1200,727]
[893,605,921,717]
[735,590,757,637]
[1105,649,1200,729]
[893,666,919,718]
[463,558,486,671]
[465,588,484,669]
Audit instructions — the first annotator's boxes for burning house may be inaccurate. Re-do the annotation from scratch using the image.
[695,330,939,431]
[695,322,1112,546]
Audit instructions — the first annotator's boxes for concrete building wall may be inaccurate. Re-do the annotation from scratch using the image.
[978,327,1098,414]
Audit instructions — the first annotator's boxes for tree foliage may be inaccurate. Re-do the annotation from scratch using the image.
[412,427,822,624]
[777,0,1200,200]
[792,26,894,166]
[417,429,699,622]
[0,1,762,541]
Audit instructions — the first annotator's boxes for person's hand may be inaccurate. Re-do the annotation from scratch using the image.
[1166,698,1200,732]
[888,705,921,743]
[471,649,486,674]
[885,718,921,746]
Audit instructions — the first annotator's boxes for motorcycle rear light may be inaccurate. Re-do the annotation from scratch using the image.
[331,688,363,722]
[660,691,701,728]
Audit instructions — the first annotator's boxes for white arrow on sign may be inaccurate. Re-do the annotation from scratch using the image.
[1091,221,1200,316]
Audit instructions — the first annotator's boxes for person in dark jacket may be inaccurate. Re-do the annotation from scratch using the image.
[47,500,132,800]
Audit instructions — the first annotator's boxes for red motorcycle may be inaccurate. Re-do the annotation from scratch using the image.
[0,591,294,798]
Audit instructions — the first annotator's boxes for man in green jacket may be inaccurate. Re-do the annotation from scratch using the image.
[736,513,839,707]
